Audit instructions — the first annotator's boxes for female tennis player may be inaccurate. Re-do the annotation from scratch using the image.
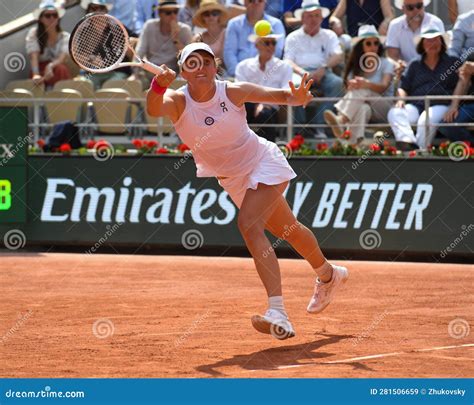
[147,42,349,340]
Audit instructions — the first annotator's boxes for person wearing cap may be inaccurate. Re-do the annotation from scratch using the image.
[26,0,71,87]
[235,32,293,141]
[283,0,338,33]
[223,0,285,77]
[79,0,138,89]
[147,42,349,340]
[333,0,393,37]
[441,60,474,143]
[386,0,444,65]
[283,0,343,138]
[449,10,474,62]
[387,26,459,149]
[192,0,229,62]
[133,0,192,79]
[323,25,395,143]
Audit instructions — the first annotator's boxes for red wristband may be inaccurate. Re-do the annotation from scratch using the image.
[151,77,167,95]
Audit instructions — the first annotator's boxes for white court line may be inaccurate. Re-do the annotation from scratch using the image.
[273,343,474,370]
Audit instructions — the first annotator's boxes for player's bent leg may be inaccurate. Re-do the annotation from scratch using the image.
[264,195,349,314]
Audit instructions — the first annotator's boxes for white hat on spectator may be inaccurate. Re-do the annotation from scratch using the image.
[394,0,431,10]
[352,24,384,44]
[80,0,113,10]
[294,0,330,20]
[33,0,66,19]
[414,24,448,47]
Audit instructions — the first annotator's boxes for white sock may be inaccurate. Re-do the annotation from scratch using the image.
[314,261,333,283]
[268,296,288,318]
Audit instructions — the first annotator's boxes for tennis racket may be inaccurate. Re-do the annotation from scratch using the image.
[69,13,163,75]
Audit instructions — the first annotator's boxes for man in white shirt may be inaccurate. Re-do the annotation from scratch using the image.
[284,0,343,138]
[236,33,293,141]
[386,0,444,64]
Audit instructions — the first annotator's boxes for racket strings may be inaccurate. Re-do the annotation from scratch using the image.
[71,15,127,71]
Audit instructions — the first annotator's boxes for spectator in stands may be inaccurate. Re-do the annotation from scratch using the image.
[324,25,395,143]
[135,0,158,34]
[449,10,474,61]
[133,0,192,79]
[284,0,343,138]
[109,0,138,34]
[333,0,393,37]
[179,0,200,28]
[235,31,293,141]
[448,0,474,25]
[79,0,136,89]
[386,0,444,71]
[328,16,352,75]
[192,0,229,62]
[224,0,285,77]
[27,0,71,88]
[441,60,474,142]
[387,26,459,149]
[283,0,337,32]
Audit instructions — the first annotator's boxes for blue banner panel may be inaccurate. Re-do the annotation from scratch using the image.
[0,378,472,404]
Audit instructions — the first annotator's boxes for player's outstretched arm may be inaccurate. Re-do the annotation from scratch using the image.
[146,65,181,122]
[228,74,314,108]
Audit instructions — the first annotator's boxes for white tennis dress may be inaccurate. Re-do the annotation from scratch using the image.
[174,80,296,208]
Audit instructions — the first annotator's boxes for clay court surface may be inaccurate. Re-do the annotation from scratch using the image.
[1,253,472,378]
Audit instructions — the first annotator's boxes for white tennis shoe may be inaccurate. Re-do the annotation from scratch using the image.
[307,265,349,314]
[251,309,295,340]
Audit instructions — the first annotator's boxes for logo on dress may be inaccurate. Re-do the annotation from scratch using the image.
[204,117,215,126]
[220,102,228,113]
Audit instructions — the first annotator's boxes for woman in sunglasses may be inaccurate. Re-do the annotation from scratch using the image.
[147,42,348,340]
[324,25,394,143]
[26,0,71,87]
[192,0,229,63]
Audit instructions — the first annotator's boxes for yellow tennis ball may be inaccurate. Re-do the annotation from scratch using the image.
[254,20,272,37]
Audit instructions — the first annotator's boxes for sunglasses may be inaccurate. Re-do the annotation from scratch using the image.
[364,40,380,46]
[162,9,179,15]
[42,12,59,19]
[202,10,221,17]
[404,2,424,11]
[262,40,276,46]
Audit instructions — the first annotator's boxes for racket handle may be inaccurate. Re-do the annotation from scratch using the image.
[142,61,164,75]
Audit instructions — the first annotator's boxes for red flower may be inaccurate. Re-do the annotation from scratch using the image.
[59,143,72,153]
[86,140,96,149]
[156,147,169,154]
[132,139,143,149]
[470,147,474,157]
[145,140,158,149]
[94,140,110,150]
[37,139,46,149]
[439,141,449,150]
[317,142,328,151]
[385,146,398,155]
[408,150,417,158]
[178,143,190,152]
[293,134,305,146]
[286,139,301,151]
[342,130,351,140]
[370,143,381,152]
[383,140,390,147]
